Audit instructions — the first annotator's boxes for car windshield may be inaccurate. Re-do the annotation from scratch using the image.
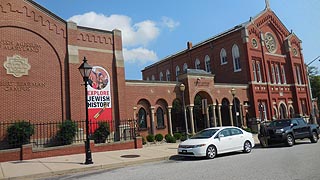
[268,120,291,127]
[190,129,219,139]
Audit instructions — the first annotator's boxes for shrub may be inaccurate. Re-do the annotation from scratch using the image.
[180,134,188,141]
[55,120,77,145]
[7,121,34,148]
[173,132,182,140]
[243,127,252,133]
[155,133,163,142]
[92,122,110,144]
[165,134,176,143]
[146,134,155,142]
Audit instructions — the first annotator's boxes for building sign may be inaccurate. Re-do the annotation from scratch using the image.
[87,66,112,131]
[4,55,31,77]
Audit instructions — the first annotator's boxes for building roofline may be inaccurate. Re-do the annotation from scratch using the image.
[77,25,113,34]
[25,0,65,23]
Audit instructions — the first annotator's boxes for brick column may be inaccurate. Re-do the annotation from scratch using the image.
[212,104,217,127]
[218,104,222,127]
[150,106,155,135]
[188,105,195,134]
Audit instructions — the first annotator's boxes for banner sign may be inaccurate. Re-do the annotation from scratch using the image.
[87,66,112,132]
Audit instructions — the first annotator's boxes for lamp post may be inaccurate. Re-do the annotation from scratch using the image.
[231,87,238,127]
[306,56,320,124]
[179,83,188,136]
[78,57,93,165]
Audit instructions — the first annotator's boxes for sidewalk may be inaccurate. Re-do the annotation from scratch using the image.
[0,135,259,180]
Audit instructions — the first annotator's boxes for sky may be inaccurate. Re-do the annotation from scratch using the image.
[33,0,320,79]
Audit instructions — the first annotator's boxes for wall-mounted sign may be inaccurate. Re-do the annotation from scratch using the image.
[87,66,112,132]
[4,55,31,77]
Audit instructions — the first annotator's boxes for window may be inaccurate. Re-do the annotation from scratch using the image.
[176,66,180,81]
[166,70,170,81]
[146,77,149,81]
[183,63,188,72]
[232,44,241,71]
[159,72,163,81]
[205,55,211,72]
[220,48,227,64]
[230,128,243,135]
[271,64,276,84]
[151,75,155,81]
[138,108,147,129]
[275,64,281,84]
[252,60,257,82]
[156,108,165,128]
[220,129,231,137]
[256,61,262,82]
[281,65,287,84]
[296,65,302,85]
[195,58,200,69]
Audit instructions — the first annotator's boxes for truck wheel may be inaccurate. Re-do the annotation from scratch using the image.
[286,134,294,146]
[310,131,318,143]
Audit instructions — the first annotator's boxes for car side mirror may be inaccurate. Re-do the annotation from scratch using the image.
[219,133,225,138]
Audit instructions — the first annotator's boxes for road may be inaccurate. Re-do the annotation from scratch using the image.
[44,140,320,180]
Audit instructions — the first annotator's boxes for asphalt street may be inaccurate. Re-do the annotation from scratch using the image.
[43,139,320,180]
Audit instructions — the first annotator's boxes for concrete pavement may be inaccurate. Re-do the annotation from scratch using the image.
[0,135,259,180]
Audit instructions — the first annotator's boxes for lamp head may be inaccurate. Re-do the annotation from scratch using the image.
[78,57,92,79]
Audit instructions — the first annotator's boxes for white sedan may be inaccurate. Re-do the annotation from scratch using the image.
[178,126,255,159]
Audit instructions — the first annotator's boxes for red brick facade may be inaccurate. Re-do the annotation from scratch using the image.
[0,0,318,161]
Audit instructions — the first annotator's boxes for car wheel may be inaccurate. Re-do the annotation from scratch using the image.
[310,132,318,143]
[286,134,294,146]
[206,145,217,159]
[243,141,252,153]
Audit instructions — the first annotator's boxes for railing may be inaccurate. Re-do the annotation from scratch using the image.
[0,119,136,150]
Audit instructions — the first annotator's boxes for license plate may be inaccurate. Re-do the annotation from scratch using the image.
[182,150,187,153]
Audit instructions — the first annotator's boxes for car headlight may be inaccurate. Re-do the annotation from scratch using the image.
[194,144,206,148]
[275,129,284,134]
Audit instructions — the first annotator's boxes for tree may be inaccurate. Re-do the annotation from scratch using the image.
[308,66,320,114]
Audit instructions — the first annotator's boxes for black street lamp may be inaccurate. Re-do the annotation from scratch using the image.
[179,83,188,136]
[78,57,93,165]
[231,87,239,127]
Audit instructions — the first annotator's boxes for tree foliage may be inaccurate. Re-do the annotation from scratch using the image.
[309,66,320,110]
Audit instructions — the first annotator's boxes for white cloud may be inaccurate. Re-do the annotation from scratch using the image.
[68,12,159,47]
[161,16,180,31]
[123,48,158,65]
[68,12,179,65]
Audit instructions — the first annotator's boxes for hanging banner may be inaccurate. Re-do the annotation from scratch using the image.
[87,66,112,132]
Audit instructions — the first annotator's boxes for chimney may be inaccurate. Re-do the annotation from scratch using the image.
[187,41,192,49]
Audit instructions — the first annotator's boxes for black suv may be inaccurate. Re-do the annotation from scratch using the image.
[259,118,320,147]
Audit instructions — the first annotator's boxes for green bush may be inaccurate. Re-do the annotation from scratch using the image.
[55,120,77,145]
[7,121,34,148]
[146,134,155,142]
[243,127,252,133]
[92,122,110,144]
[180,134,188,141]
[173,132,182,140]
[155,133,163,142]
[165,134,176,143]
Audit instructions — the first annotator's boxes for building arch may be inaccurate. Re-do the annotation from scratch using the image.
[288,105,295,118]
[171,98,184,133]
[221,98,231,126]
[137,99,151,134]
[278,102,288,119]
[193,91,213,132]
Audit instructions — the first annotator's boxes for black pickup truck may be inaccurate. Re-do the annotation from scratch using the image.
[259,118,320,147]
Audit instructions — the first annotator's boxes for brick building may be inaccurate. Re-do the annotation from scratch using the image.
[0,0,317,146]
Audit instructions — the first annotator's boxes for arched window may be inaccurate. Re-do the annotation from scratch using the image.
[156,107,165,128]
[195,58,200,69]
[166,70,170,81]
[220,48,227,64]
[256,61,262,82]
[176,66,180,81]
[232,44,241,71]
[159,72,163,81]
[281,65,287,84]
[205,55,211,72]
[138,108,147,129]
[275,64,281,84]
[183,63,188,73]
[252,60,257,82]
[146,77,150,81]
[151,75,155,81]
